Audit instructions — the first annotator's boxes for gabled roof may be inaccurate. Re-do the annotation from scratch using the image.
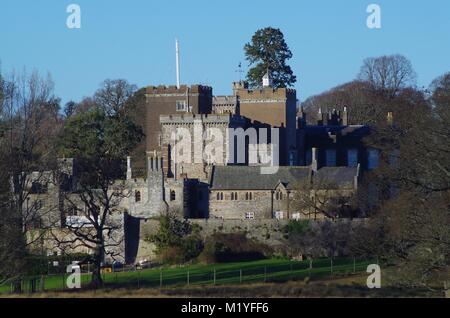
[210,165,358,191]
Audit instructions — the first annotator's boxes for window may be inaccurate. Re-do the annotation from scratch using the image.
[135,191,141,203]
[275,191,283,200]
[231,192,238,201]
[170,190,176,201]
[176,100,187,112]
[245,192,252,200]
[216,192,224,201]
[216,193,220,200]
[67,206,77,216]
[325,149,337,167]
[274,211,284,220]
[388,150,400,168]
[245,212,255,220]
[288,152,295,166]
[30,182,47,194]
[305,149,312,165]
[367,149,379,170]
[347,149,358,167]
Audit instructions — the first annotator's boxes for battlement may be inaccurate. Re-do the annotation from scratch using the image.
[160,113,243,124]
[236,86,296,101]
[146,84,212,95]
[212,95,237,104]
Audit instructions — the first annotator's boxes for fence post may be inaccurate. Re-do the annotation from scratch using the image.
[160,268,163,289]
[213,268,216,286]
[40,275,45,292]
[137,270,140,289]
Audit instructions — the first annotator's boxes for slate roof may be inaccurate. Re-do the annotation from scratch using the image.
[210,165,357,190]
[303,125,370,137]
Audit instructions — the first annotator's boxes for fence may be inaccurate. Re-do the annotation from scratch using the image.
[0,257,374,295]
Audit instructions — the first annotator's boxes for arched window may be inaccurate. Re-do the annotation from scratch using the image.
[235,192,238,200]
[249,192,252,200]
[245,193,249,200]
[217,192,220,200]
[170,190,176,201]
[276,191,283,201]
[231,192,234,200]
[135,190,141,203]
[220,192,223,200]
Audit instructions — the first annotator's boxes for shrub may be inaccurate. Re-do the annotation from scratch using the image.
[198,232,272,264]
[147,211,203,264]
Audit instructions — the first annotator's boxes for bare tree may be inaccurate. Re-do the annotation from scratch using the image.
[1,70,62,240]
[55,80,143,287]
[301,80,387,125]
[0,70,62,283]
[357,54,417,97]
[94,79,137,116]
[292,175,355,221]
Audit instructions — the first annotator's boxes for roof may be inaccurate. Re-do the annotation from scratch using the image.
[303,125,370,137]
[210,165,358,191]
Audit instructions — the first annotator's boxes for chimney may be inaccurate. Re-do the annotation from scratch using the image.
[342,106,349,126]
[297,105,307,128]
[387,112,394,126]
[126,156,132,180]
[317,108,324,126]
[311,147,319,172]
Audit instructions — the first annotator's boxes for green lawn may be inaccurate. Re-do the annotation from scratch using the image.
[0,257,373,294]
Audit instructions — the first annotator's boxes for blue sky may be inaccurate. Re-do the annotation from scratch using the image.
[1,0,449,105]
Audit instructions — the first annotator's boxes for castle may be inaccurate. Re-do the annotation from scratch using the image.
[24,73,377,263]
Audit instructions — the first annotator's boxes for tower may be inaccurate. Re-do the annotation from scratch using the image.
[262,72,272,88]
[146,151,168,217]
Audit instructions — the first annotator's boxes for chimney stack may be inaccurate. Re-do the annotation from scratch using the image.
[387,112,394,126]
[342,106,349,126]
[297,106,307,128]
[311,147,319,172]
[317,108,324,126]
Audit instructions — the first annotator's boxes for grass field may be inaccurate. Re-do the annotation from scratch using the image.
[0,257,373,295]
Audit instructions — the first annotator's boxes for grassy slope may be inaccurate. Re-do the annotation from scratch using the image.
[0,257,372,294]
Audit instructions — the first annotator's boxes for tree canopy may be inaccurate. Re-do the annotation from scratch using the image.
[244,27,297,88]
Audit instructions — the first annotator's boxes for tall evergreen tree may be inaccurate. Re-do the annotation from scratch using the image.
[244,27,297,88]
